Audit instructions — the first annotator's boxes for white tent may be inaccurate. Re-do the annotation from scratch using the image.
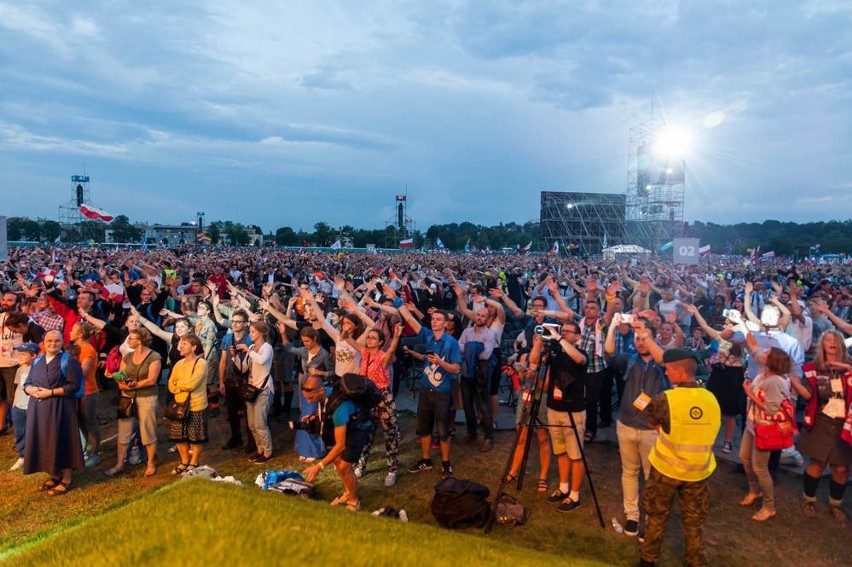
[602,244,652,260]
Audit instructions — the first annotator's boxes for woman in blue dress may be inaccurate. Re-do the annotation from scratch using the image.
[279,325,333,461]
[23,330,85,495]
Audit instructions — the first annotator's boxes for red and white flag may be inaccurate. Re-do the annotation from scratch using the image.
[399,238,414,249]
[79,204,114,222]
[548,241,559,255]
[699,245,711,256]
[761,250,775,259]
[518,241,532,253]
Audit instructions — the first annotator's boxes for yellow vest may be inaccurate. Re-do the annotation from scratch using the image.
[649,387,721,482]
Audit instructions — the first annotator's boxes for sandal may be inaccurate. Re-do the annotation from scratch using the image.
[505,473,518,483]
[537,478,548,492]
[104,465,126,477]
[740,492,763,506]
[144,465,157,477]
[38,477,61,491]
[330,493,350,506]
[47,481,72,496]
[346,499,362,512]
[752,507,776,522]
[171,463,189,475]
[185,464,198,473]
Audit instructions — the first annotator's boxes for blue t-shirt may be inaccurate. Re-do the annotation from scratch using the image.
[417,327,462,393]
[327,388,372,431]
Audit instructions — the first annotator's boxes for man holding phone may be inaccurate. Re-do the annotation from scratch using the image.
[389,288,461,478]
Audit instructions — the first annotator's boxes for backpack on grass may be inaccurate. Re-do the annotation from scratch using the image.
[431,477,491,529]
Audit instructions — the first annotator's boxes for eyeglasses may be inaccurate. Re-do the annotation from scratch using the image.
[232,319,247,324]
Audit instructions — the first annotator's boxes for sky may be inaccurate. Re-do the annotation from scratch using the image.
[1,0,851,234]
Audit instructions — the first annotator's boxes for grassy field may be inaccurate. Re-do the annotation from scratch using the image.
[1,389,850,566]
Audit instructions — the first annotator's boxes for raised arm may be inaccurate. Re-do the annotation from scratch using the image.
[130,305,174,342]
[489,287,523,319]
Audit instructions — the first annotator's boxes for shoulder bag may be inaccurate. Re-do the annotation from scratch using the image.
[164,359,199,422]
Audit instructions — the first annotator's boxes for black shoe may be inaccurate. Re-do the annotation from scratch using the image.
[547,489,569,503]
[557,498,581,512]
[441,461,454,479]
[624,519,639,537]
[408,459,433,473]
[253,454,273,464]
[222,437,243,450]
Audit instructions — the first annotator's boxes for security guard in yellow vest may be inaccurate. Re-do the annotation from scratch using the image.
[637,349,721,567]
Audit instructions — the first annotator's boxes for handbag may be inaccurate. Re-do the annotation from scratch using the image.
[241,375,270,403]
[116,350,153,419]
[754,397,797,451]
[117,395,137,419]
[165,359,199,421]
[164,394,191,422]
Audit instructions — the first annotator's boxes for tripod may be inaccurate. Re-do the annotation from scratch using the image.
[484,343,605,532]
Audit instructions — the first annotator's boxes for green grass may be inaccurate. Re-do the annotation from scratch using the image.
[2,392,850,566]
[6,479,610,567]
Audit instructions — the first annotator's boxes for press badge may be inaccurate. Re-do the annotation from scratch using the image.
[633,392,652,411]
[553,386,563,401]
[823,378,845,418]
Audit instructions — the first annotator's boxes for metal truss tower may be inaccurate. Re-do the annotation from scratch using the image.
[625,117,686,252]
[540,191,626,257]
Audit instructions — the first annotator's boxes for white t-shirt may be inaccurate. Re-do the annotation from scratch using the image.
[13,365,31,410]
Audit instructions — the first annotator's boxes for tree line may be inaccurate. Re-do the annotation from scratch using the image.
[6,216,851,256]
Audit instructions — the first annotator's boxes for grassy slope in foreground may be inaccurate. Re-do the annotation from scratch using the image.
[9,479,611,567]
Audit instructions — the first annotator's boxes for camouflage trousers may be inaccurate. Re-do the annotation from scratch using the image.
[640,466,710,567]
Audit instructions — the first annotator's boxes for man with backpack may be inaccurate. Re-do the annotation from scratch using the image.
[302,374,375,511]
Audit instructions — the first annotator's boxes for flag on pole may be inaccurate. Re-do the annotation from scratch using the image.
[549,241,559,255]
[141,235,148,253]
[760,250,775,259]
[518,241,532,253]
[464,239,470,254]
[436,237,445,249]
[699,244,711,256]
[602,231,608,250]
[79,204,114,222]
[399,238,414,249]
[330,239,342,249]
[658,241,674,252]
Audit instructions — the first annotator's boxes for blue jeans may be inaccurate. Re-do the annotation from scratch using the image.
[11,406,26,457]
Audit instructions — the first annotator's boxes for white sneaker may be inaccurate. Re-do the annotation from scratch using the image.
[354,466,365,479]
[384,472,397,487]
[9,457,24,471]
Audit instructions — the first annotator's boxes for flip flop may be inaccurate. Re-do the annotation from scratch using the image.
[38,477,61,491]
[47,481,72,496]
[505,473,518,483]
[537,478,548,492]
[144,465,157,477]
[330,493,350,506]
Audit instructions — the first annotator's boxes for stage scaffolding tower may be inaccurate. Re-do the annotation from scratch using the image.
[540,191,626,257]
[625,117,686,252]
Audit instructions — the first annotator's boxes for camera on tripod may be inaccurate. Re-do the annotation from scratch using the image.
[534,323,561,339]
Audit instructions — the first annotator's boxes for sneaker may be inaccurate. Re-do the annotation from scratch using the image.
[557,498,581,512]
[721,442,732,454]
[384,472,398,487]
[354,466,365,479]
[623,519,639,537]
[84,454,101,469]
[547,489,570,503]
[253,454,273,464]
[801,500,817,518]
[480,439,494,453]
[9,457,24,471]
[830,505,849,526]
[441,461,454,479]
[408,459,433,474]
[248,453,264,463]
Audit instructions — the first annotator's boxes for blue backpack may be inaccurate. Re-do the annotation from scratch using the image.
[33,353,83,399]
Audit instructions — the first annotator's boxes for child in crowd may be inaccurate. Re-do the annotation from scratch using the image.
[9,342,39,471]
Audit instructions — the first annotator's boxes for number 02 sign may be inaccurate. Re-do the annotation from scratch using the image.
[673,238,700,265]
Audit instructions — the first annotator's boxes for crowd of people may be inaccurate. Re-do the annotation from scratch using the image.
[1,244,851,565]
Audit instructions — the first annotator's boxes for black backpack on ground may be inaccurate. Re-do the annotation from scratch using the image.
[431,477,491,529]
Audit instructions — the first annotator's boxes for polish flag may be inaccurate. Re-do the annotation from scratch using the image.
[399,238,414,249]
[699,245,711,256]
[79,204,114,222]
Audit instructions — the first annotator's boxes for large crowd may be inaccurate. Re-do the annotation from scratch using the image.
[1,245,851,566]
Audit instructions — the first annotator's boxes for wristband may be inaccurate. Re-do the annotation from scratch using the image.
[392,297,403,309]
[317,461,325,470]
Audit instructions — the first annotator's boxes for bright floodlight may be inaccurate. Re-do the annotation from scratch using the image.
[654,127,692,158]
[566,203,574,209]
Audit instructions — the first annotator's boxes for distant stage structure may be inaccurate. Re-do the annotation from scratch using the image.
[625,117,687,251]
[540,191,627,257]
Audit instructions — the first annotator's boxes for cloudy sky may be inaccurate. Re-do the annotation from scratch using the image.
[1,0,850,233]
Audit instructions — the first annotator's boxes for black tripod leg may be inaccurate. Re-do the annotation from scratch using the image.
[567,409,605,528]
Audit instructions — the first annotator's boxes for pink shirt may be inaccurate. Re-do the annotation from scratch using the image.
[359,349,390,390]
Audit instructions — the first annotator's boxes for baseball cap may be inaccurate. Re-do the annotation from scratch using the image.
[14,342,39,355]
